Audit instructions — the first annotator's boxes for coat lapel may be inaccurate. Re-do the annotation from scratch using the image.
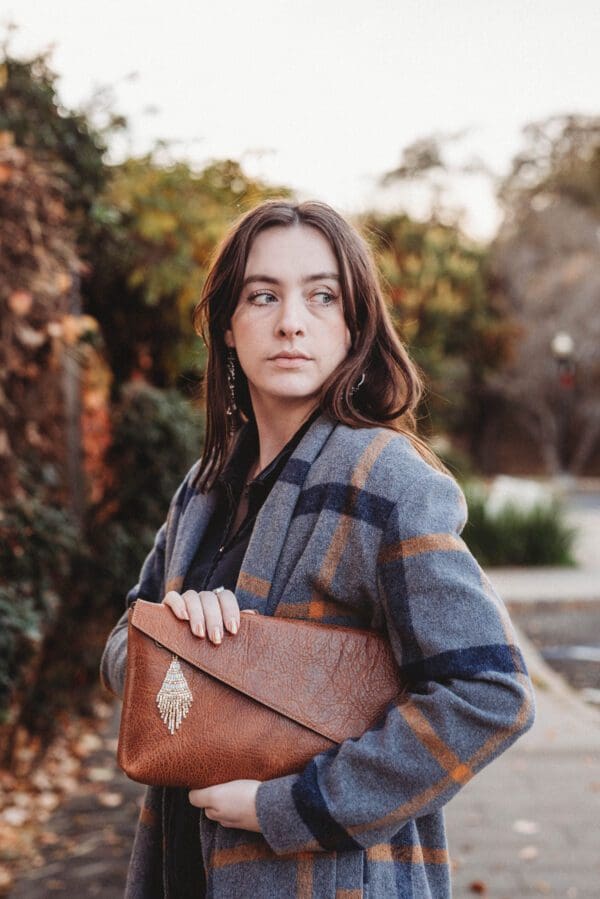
[235,413,337,614]
[164,488,218,594]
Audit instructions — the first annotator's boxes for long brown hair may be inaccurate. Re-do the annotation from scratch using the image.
[193,199,444,491]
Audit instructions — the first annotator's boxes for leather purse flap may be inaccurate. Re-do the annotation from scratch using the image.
[130,600,403,745]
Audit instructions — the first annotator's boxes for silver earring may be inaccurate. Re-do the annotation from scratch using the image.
[350,372,365,396]
[226,348,237,417]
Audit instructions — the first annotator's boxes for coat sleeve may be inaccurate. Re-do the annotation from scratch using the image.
[99,519,168,699]
[99,463,199,699]
[255,469,536,854]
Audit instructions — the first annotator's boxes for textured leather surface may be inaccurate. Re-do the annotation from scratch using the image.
[117,599,404,789]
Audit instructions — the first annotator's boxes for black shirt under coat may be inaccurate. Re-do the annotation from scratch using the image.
[165,409,321,898]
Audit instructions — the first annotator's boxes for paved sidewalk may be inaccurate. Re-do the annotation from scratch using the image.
[489,567,600,605]
[446,626,600,899]
[446,501,600,898]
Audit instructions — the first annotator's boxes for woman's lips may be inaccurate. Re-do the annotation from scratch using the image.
[269,356,312,367]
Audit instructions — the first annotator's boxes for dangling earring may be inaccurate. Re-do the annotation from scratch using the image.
[350,372,365,396]
[226,348,237,418]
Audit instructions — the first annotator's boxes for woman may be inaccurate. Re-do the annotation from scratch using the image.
[101,199,535,899]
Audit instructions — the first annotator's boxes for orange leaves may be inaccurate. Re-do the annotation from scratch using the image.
[60,313,99,346]
[54,271,72,294]
[0,163,13,184]
[13,323,46,350]
[7,290,33,316]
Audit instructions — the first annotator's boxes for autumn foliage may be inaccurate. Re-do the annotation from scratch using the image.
[0,134,81,502]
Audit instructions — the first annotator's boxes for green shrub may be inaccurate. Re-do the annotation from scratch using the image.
[89,382,205,612]
[0,495,79,725]
[462,485,577,567]
[1,384,204,746]
[0,588,43,722]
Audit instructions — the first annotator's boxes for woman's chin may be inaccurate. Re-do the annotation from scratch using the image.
[249,384,322,408]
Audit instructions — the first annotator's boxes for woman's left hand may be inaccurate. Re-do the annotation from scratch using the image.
[189,780,262,832]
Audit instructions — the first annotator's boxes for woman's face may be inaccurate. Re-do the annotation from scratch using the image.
[225,224,352,417]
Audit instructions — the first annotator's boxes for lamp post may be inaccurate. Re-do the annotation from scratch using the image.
[550,331,575,474]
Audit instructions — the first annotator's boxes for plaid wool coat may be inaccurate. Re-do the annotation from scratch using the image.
[100,413,535,899]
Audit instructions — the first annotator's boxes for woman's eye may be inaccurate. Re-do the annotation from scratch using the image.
[247,290,337,306]
[248,291,277,305]
[312,291,336,305]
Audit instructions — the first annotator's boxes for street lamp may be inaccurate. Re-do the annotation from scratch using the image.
[550,331,575,473]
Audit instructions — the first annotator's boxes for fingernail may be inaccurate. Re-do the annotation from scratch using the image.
[194,622,205,637]
[178,609,190,620]
[212,627,222,644]
[228,619,238,635]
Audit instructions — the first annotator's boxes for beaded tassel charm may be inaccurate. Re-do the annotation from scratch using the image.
[156,654,193,734]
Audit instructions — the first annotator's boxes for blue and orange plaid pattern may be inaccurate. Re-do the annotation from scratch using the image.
[101,414,535,898]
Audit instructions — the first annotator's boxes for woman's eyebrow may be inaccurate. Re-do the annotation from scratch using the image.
[303,272,340,283]
[242,272,340,287]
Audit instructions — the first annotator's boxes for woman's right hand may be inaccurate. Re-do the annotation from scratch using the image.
[162,589,245,645]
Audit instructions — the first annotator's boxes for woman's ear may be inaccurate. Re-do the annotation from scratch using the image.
[224,329,235,348]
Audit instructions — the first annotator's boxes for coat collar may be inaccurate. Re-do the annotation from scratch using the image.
[217,406,322,498]
[234,411,337,613]
[165,411,337,604]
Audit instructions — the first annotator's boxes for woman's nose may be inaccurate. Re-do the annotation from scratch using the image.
[275,295,306,336]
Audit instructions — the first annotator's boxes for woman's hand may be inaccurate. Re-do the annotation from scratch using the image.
[162,588,244,645]
[188,780,262,832]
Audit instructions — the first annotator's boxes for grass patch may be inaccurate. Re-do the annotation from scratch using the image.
[462,485,577,567]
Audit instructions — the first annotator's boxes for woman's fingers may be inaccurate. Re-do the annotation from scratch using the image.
[182,590,206,638]
[162,589,246,645]
[215,589,240,635]
[198,590,223,644]
[162,591,190,621]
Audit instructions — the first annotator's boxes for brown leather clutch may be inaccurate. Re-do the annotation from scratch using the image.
[117,599,404,789]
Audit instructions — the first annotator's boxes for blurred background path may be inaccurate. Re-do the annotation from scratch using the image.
[446,626,600,899]
[449,482,600,898]
[9,703,143,898]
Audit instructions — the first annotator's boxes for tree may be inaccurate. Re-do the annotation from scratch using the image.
[488,115,600,474]
[83,156,292,389]
[0,133,81,504]
[361,211,515,447]
[0,47,112,219]
[497,114,600,222]
[0,42,293,392]
[380,129,493,235]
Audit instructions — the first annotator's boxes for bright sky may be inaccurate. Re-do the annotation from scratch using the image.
[3,0,599,241]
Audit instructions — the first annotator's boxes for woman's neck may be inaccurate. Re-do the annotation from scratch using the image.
[250,398,320,474]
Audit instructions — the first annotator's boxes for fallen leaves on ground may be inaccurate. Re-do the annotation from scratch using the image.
[0,698,117,892]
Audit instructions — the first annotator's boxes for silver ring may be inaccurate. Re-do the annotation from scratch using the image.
[213,586,226,594]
